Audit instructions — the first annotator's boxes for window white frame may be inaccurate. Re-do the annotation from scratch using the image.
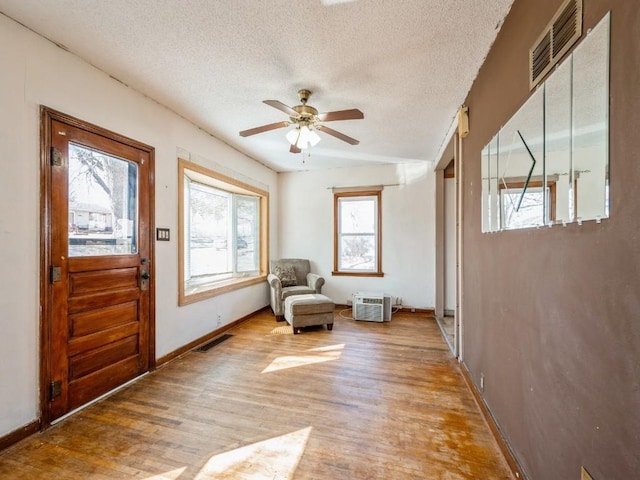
[178,159,268,305]
[333,190,383,277]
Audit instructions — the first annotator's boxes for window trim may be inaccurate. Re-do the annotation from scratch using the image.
[332,190,383,277]
[178,158,268,305]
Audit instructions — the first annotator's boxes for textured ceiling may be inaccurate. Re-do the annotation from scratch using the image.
[0,0,513,172]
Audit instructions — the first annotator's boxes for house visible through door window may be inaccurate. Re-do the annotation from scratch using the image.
[333,190,383,276]
[179,159,268,304]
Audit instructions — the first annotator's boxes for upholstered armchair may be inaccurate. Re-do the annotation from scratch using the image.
[268,258,325,320]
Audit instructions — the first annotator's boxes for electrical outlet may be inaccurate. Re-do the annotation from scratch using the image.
[480,373,485,392]
[581,466,594,480]
[346,298,352,306]
[216,314,221,326]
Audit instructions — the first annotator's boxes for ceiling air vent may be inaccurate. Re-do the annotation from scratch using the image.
[529,0,582,89]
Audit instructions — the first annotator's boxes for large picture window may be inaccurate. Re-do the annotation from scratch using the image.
[179,159,268,305]
[333,190,383,276]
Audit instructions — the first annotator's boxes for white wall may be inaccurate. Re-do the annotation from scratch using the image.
[278,163,435,309]
[0,14,277,437]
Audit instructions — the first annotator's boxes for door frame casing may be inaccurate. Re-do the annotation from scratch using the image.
[39,106,156,428]
[434,134,460,358]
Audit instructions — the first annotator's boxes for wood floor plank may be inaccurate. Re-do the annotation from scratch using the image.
[0,309,513,479]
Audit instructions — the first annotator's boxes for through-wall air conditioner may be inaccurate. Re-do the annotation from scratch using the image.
[353,292,392,322]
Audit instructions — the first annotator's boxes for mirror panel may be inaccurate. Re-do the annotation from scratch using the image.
[481,135,500,233]
[572,16,610,221]
[488,135,499,231]
[544,57,573,224]
[497,88,544,230]
[481,144,490,232]
[481,12,609,232]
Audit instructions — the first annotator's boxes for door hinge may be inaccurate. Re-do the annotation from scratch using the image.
[50,266,61,283]
[50,147,63,166]
[49,380,62,401]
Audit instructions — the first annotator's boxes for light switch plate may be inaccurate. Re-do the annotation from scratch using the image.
[156,228,170,241]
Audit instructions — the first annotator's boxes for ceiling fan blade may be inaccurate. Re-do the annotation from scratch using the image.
[316,125,360,145]
[317,109,364,122]
[263,100,298,117]
[239,121,289,137]
[289,144,301,154]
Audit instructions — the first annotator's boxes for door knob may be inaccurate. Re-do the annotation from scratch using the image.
[139,270,150,291]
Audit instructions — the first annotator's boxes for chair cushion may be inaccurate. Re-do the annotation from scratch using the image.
[285,294,335,316]
[271,259,310,287]
[282,286,315,299]
[272,263,297,287]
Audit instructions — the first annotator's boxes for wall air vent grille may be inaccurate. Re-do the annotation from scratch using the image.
[552,0,580,57]
[529,0,582,90]
[531,32,552,85]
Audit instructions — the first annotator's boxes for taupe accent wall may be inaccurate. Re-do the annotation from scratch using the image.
[462,0,639,479]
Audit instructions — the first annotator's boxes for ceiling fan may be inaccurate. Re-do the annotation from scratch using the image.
[239,89,364,153]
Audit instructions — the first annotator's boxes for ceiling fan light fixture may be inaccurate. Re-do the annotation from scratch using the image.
[286,125,321,150]
[241,89,363,154]
[298,126,321,148]
[285,128,300,145]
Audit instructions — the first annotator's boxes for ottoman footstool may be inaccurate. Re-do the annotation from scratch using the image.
[284,294,335,334]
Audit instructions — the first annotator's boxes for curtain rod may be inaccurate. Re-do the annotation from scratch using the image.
[327,183,402,191]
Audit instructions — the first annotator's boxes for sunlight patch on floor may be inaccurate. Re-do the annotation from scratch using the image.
[143,467,187,479]
[270,325,293,335]
[195,426,312,480]
[262,344,345,373]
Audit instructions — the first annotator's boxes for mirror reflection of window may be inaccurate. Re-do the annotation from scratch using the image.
[499,181,555,230]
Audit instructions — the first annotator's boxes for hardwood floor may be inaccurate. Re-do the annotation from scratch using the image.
[0,308,513,479]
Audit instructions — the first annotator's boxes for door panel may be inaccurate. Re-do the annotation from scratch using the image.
[70,302,138,337]
[67,322,139,357]
[67,289,140,312]
[69,335,139,380]
[69,267,139,295]
[41,108,154,423]
[68,356,142,409]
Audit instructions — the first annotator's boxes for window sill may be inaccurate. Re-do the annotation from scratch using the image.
[179,274,267,306]
[332,271,384,277]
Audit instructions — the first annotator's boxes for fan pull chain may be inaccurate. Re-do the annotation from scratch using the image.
[302,146,311,163]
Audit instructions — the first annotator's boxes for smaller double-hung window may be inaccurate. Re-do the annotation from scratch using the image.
[333,190,383,276]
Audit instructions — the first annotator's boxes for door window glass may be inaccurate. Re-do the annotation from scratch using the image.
[68,143,138,256]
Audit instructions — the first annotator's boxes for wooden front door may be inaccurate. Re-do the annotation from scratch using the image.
[41,108,155,424]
